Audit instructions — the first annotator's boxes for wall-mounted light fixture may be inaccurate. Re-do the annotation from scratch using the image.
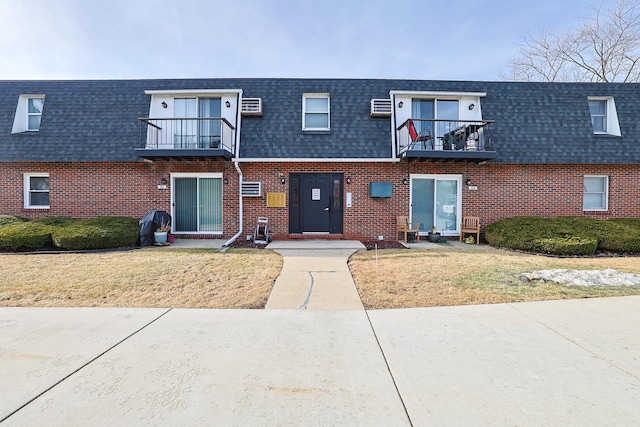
[465,178,472,185]
[161,101,167,108]
[468,103,475,110]
[225,100,231,108]
[224,178,229,184]
[346,177,351,184]
[280,177,286,185]
[402,177,408,185]
[398,101,404,108]
[160,177,168,185]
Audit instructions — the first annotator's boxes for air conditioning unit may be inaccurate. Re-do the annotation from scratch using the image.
[241,182,262,197]
[241,98,263,116]
[370,99,392,117]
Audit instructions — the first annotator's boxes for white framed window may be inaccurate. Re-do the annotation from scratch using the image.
[24,173,50,209]
[588,99,607,133]
[27,97,45,131]
[583,175,608,211]
[12,95,45,134]
[302,93,330,130]
[587,97,620,136]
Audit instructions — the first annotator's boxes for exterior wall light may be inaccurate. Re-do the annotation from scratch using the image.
[346,177,351,184]
[402,177,408,185]
[161,101,167,108]
[160,177,168,185]
[224,178,229,184]
[466,179,472,185]
[398,101,403,108]
[225,100,231,108]
[468,103,475,110]
[280,177,286,185]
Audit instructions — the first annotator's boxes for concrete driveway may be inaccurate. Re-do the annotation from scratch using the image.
[2,296,640,426]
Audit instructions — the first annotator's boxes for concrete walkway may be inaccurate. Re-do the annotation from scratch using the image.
[2,240,640,425]
[265,240,365,310]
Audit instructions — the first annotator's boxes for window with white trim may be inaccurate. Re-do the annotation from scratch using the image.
[588,99,607,133]
[12,95,45,134]
[302,94,330,130]
[27,97,45,131]
[583,175,608,211]
[587,97,620,136]
[24,173,50,209]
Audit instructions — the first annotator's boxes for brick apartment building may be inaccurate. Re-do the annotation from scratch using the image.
[1,79,638,242]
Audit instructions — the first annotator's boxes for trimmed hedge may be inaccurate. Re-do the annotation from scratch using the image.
[0,216,139,251]
[0,222,54,251]
[50,217,140,250]
[0,215,28,227]
[485,216,640,255]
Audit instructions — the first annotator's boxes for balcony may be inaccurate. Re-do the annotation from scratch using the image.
[397,119,497,163]
[135,117,236,160]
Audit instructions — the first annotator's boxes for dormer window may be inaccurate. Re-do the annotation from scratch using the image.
[588,99,607,133]
[12,95,45,134]
[28,97,45,131]
[587,97,620,136]
[303,93,330,130]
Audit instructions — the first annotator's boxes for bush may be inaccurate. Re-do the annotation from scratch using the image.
[51,216,139,250]
[530,236,598,256]
[0,222,53,251]
[0,216,139,251]
[0,215,28,227]
[485,216,640,255]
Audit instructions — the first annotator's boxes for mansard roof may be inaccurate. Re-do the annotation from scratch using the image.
[1,78,638,163]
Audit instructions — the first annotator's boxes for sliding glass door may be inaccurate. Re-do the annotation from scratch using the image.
[174,97,221,148]
[410,175,461,235]
[173,174,223,233]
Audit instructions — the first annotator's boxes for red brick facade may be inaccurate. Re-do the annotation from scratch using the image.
[2,161,638,240]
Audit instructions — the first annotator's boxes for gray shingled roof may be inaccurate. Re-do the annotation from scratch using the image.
[1,78,639,163]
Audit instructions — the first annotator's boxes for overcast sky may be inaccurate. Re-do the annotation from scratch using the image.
[0,0,595,81]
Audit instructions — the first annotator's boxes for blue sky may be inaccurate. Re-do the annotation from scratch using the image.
[0,0,594,81]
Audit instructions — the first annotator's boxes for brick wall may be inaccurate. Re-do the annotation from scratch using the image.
[0,160,240,239]
[2,161,638,240]
[240,161,640,240]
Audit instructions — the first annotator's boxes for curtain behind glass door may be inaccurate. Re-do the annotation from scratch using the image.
[199,178,222,231]
[174,177,198,232]
[411,178,435,233]
[174,98,197,148]
[199,98,221,148]
[411,99,434,136]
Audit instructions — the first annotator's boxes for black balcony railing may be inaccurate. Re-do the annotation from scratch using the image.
[397,118,494,155]
[139,117,236,153]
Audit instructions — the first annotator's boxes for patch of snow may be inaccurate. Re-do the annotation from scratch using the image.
[518,269,640,287]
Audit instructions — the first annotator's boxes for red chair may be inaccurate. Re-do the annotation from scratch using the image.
[408,120,432,149]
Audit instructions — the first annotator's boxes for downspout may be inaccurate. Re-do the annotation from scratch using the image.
[221,160,243,248]
[221,92,243,249]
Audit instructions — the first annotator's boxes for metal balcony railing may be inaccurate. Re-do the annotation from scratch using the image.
[139,117,236,153]
[397,118,494,154]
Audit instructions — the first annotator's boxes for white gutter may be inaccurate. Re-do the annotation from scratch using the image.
[221,161,243,248]
[221,91,244,249]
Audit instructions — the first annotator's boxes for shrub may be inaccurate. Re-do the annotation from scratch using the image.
[530,236,598,256]
[51,216,139,250]
[0,222,53,251]
[485,216,640,255]
[0,215,28,227]
[0,216,139,251]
